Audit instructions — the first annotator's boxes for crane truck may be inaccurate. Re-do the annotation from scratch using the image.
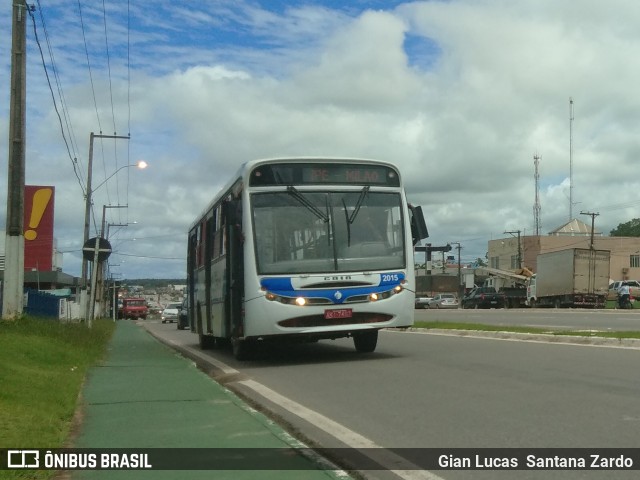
[478,266,532,308]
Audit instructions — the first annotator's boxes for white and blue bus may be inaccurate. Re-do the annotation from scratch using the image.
[187,157,428,359]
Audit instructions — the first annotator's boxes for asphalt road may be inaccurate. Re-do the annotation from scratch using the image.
[416,307,640,331]
[145,313,640,480]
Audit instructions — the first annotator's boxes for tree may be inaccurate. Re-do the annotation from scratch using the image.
[610,218,640,237]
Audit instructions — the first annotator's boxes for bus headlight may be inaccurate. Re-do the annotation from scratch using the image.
[265,291,309,306]
[368,285,404,302]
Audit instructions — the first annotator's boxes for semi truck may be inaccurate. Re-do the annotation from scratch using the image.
[526,248,610,308]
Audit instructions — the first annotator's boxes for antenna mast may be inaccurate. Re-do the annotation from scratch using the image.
[569,97,574,220]
[533,153,541,236]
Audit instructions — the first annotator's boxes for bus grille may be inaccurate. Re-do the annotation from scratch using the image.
[278,313,392,328]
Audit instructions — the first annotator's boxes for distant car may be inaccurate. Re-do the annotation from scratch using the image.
[462,287,506,309]
[415,296,434,309]
[147,303,163,315]
[428,293,459,309]
[161,302,182,323]
[177,298,189,330]
[608,280,640,302]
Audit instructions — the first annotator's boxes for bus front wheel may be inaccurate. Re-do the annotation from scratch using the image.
[232,338,252,360]
[353,330,378,353]
[199,334,215,350]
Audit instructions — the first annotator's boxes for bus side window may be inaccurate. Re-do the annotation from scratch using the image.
[205,215,215,261]
[189,232,197,267]
[195,223,203,266]
[213,205,223,258]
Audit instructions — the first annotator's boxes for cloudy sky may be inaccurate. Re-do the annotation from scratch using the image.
[1,0,640,280]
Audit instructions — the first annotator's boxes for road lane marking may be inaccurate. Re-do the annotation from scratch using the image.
[236,378,446,480]
[152,333,240,375]
[391,328,640,349]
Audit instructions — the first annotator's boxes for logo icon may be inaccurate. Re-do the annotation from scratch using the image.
[8,450,40,469]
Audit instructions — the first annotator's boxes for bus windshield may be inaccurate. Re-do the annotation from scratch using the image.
[252,191,405,274]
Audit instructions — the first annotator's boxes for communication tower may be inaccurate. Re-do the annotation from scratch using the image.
[569,97,574,220]
[533,153,541,236]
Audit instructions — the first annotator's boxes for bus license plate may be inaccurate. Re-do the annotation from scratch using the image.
[324,308,353,319]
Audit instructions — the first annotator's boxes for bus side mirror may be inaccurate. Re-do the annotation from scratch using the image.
[409,204,428,246]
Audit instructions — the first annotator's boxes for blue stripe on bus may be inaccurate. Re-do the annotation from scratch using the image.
[260,277,294,291]
[260,272,405,305]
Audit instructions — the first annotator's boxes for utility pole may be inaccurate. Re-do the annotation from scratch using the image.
[81,133,129,322]
[580,211,599,250]
[81,132,130,289]
[504,230,522,269]
[97,205,126,309]
[451,242,462,304]
[2,1,29,319]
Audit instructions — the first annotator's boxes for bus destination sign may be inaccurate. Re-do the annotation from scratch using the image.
[250,163,400,187]
[304,166,385,184]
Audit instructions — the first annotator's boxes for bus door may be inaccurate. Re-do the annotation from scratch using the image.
[204,216,213,334]
[224,198,244,339]
[187,232,196,332]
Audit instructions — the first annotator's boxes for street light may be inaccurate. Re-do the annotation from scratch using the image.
[91,160,148,193]
[82,159,147,288]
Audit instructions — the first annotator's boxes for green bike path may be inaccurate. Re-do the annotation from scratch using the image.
[69,320,348,480]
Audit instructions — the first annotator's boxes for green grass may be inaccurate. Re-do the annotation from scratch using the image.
[413,321,640,339]
[0,316,115,479]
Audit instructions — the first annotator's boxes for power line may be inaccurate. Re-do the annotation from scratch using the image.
[125,0,132,218]
[27,4,86,195]
[115,252,186,261]
[77,0,103,133]
[35,0,81,162]
[101,0,118,136]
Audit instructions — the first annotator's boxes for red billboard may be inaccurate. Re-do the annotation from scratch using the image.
[23,185,55,271]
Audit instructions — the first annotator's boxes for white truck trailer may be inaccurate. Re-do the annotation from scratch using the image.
[526,248,610,308]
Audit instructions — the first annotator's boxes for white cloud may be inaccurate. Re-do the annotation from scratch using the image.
[2,0,640,277]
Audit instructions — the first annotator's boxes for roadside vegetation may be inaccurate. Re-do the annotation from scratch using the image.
[414,320,640,339]
[0,316,115,479]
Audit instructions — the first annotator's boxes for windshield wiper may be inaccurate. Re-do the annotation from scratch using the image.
[342,199,351,246]
[342,185,370,247]
[286,186,329,223]
[347,185,370,224]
